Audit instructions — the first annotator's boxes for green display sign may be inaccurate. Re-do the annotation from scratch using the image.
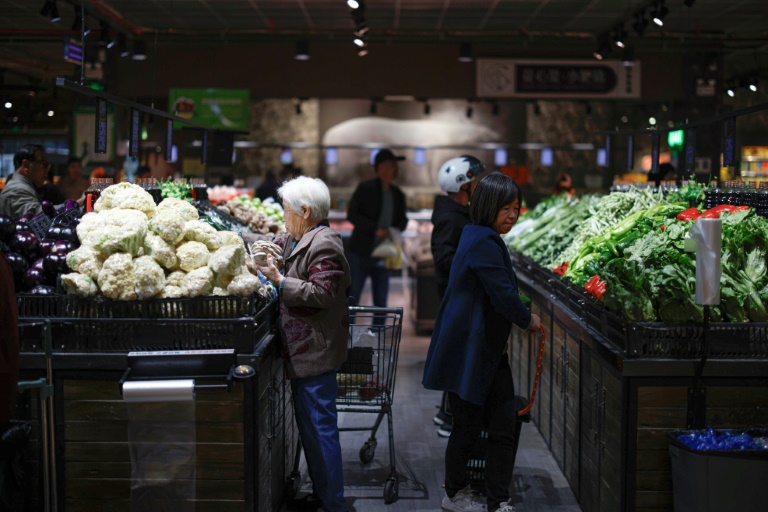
[668,129,684,147]
[168,88,250,130]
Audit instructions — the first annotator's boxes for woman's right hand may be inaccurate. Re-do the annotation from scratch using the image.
[526,314,541,333]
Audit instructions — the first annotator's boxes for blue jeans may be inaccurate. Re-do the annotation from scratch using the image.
[349,251,389,308]
[291,371,346,512]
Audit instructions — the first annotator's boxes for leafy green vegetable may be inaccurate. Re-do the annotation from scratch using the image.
[160,179,193,202]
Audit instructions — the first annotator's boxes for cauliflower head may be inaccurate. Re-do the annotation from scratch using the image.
[133,256,166,299]
[207,244,244,276]
[156,198,199,222]
[66,245,104,280]
[227,272,263,297]
[143,232,179,270]
[61,273,99,298]
[158,285,185,298]
[78,208,148,256]
[94,182,156,219]
[184,220,222,251]
[181,266,214,297]
[212,286,230,296]
[148,210,187,245]
[166,270,187,287]
[98,253,137,300]
[214,272,236,289]
[218,231,245,246]
[176,241,209,272]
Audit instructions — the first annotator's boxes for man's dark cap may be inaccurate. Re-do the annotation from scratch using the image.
[373,148,405,168]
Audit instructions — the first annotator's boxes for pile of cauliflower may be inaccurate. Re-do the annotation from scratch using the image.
[61,182,269,301]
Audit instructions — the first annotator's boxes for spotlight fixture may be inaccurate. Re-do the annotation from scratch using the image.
[458,42,473,63]
[726,87,735,98]
[40,0,60,21]
[4,101,11,109]
[593,34,611,60]
[649,116,657,125]
[353,22,368,37]
[100,22,115,48]
[748,78,758,92]
[622,47,636,67]
[347,0,360,8]
[131,40,147,61]
[72,7,90,35]
[357,48,369,57]
[295,40,310,60]
[652,2,669,27]
[369,100,377,115]
[47,110,54,117]
[117,33,130,57]
[353,37,366,47]
[632,13,649,36]
[621,115,629,123]
[614,27,627,48]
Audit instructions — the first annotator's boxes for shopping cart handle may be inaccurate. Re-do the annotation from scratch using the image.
[517,325,546,417]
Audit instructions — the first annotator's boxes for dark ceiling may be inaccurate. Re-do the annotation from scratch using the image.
[0,1,766,84]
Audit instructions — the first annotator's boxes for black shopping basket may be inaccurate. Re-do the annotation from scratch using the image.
[467,326,547,485]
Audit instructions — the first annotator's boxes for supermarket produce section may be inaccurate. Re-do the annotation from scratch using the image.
[505,183,768,512]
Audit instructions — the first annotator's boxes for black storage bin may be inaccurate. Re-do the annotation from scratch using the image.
[668,429,768,512]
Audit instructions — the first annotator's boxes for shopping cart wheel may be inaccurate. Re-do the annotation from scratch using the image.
[384,477,398,503]
[359,440,377,463]
[285,471,301,499]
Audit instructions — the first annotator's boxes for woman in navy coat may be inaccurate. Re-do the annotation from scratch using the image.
[423,172,541,512]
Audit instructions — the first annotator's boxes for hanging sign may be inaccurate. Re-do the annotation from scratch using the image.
[168,88,250,130]
[129,108,140,157]
[651,133,661,175]
[477,59,641,98]
[722,117,736,167]
[685,128,697,175]
[95,98,108,154]
[165,119,173,162]
[627,134,635,170]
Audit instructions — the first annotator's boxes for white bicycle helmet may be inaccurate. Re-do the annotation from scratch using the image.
[437,155,485,193]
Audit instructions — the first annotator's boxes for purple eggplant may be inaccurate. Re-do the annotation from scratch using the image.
[39,239,55,256]
[51,240,75,255]
[46,225,62,240]
[3,252,28,278]
[41,200,56,217]
[57,226,78,244]
[64,199,77,211]
[28,285,56,296]
[19,211,35,223]
[43,252,69,276]
[14,220,29,234]
[22,267,46,291]
[9,231,39,257]
[30,257,45,273]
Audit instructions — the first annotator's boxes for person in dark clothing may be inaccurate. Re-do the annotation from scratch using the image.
[423,172,541,512]
[347,149,408,308]
[430,155,485,437]
[256,171,281,202]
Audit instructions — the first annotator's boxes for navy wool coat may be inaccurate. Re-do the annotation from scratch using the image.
[422,224,532,405]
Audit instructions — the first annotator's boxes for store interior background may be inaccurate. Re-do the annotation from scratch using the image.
[1,0,767,209]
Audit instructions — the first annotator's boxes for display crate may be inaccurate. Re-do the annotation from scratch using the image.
[18,293,267,319]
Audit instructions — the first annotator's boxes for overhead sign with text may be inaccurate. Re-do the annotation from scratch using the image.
[477,59,641,99]
[168,88,250,130]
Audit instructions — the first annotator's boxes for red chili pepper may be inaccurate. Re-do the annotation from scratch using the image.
[594,280,607,301]
[676,207,701,222]
[700,204,748,218]
[661,224,665,231]
[584,274,600,293]
[553,262,569,277]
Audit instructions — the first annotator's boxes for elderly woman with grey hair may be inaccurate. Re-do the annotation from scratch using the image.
[250,176,350,512]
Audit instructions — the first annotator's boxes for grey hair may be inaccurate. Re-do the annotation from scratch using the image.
[278,176,331,221]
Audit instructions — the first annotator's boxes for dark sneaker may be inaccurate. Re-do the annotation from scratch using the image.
[433,409,451,426]
[437,423,452,437]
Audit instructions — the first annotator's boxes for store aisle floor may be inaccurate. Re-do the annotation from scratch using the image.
[283,277,581,512]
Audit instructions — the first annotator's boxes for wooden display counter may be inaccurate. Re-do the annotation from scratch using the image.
[510,256,768,512]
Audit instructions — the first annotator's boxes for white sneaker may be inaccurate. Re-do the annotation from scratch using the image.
[441,487,486,512]
[493,501,516,512]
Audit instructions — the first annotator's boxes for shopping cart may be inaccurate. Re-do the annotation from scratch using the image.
[286,306,404,504]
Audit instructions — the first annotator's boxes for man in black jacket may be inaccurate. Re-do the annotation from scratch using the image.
[430,155,484,437]
[347,149,408,308]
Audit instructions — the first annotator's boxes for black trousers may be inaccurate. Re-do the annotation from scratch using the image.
[444,358,517,510]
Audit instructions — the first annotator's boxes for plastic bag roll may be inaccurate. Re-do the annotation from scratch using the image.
[686,218,722,306]
[122,379,195,402]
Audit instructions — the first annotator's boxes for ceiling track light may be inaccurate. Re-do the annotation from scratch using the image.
[357,48,368,57]
[295,40,310,60]
[748,78,758,92]
[652,2,669,27]
[622,47,636,67]
[117,33,130,57]
[353,37,366,47]
[458,42,472,63]
[632,13,648,36]
[614,27,627,48]
[72,6,90,35]
[593,34,610,60]
[132,40,147,61]
[347,0,360,9]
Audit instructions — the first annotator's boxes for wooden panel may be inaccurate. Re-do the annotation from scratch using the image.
[635,471,673,492]
[63,401,245,423]
[637,386,687,408]
[65,421,244,443]
[635,490,673,509]
[65,478,243,500]
[67,462,244,480]
[636,449,670,471]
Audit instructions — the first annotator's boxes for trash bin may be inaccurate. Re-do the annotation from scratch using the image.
[668,429,768,512]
